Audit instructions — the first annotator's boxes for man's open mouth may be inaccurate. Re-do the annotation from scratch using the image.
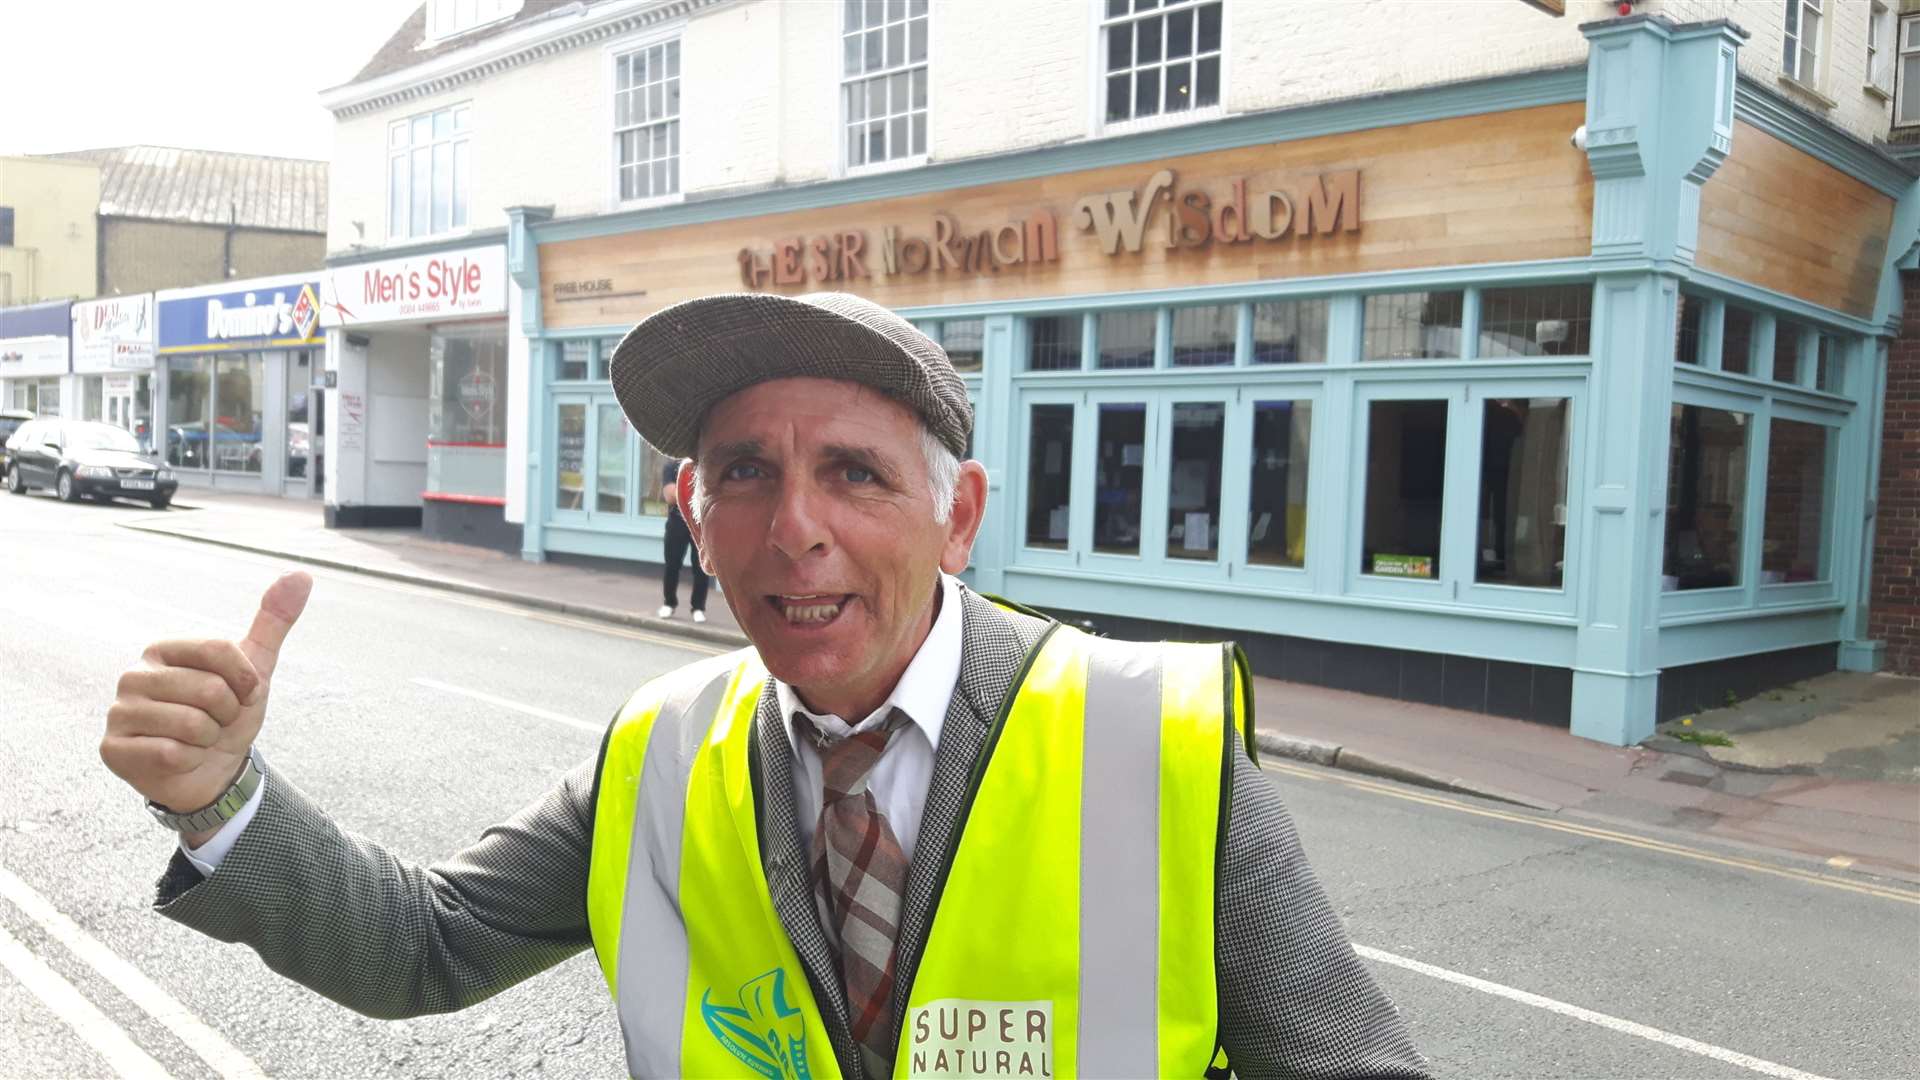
[769,594,853,625]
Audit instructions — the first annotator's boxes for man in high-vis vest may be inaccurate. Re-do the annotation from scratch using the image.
[104,292,1428,1078]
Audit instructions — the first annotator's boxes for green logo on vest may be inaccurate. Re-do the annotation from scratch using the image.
[701,968,813,1079]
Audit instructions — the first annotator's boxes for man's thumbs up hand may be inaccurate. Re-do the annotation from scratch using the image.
[102,572,313,839]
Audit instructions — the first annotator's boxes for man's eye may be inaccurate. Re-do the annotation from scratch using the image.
[723,463,760,481]
[845,466,875,484]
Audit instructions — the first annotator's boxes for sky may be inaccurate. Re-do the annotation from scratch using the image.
[0,0,423,160]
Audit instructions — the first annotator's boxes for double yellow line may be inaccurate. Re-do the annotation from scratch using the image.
[1262,759,1920,905]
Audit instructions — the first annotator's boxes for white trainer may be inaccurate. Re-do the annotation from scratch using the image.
[657,605,675,619]
[692,610,707,624]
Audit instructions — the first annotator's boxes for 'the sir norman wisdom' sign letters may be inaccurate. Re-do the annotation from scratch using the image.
[736,168,1361,290]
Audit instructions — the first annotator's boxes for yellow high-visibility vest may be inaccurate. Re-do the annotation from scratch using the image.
[585,621,1253,1078]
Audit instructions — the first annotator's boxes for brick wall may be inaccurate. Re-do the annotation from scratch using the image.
[102,218,324,295]
[1870,271,1920,675]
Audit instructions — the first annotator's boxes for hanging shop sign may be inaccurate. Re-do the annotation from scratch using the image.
[157,279,325,353]
[72,294,156,373]
[319,245,507,327]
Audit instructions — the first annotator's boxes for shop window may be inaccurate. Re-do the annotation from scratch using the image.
[1362,291,1463,361]
[615,40,681,201]
[1025,404,1074,548]
[288,353,312,482]
[1476,398,1570,589]
[213,355,264,474]
[927,319,983,372]
[1784,0,1823,86]
[1761,418,1832,582]
[1675,293,1704,365]
[1102,0,1222,124]
[165,356,211,469]
[1362,400,1448,578]
[1664,405,1749,591]
[1772,320,1806,384]
[388,104,471,239]
[1093,403,1147,555]
[555,340,592,382]
[1251,298,1328,364]
[1097,310,1155,369]
[843,0,928,168]
[1028,315,1082,371]
[596,403,630,514]
[556,403,587,511]
[1722,306,1755,375]
[1166,401,1224,561]
[1171,304,1235,367]
[1815,335,1842,392]
[82,377,104,422]
[1248,400,1311,568]
[1477,285,1592,357]
[431,336,509,445]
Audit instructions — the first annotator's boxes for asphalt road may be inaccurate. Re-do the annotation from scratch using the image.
[2,490,1916,1080]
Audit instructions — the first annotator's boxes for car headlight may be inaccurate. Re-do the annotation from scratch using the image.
[158,468,174,480]
[77,465,113,478]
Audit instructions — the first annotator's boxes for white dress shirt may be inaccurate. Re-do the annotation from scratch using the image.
[184,572,963,876]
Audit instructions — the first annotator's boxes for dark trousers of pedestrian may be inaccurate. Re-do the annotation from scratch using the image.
[663,509,709,613]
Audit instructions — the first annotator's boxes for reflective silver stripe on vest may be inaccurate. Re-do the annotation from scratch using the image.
[1077,639,1165,1077]
[616,666,734,1078]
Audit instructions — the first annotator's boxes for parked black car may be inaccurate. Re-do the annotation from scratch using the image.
[0,408,32,480]
[4,419,179,508]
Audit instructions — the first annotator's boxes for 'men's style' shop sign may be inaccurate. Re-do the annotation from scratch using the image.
[319,245,507,327]
[158,281,325,353]
[72,294,155,373]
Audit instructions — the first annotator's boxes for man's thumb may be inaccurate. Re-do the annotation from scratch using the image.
[241,571,314,684]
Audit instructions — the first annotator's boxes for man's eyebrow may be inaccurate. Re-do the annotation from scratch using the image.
[702,439,763,465]
[821,443,904,482]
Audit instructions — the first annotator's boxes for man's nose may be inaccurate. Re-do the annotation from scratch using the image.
[766,476,831,561]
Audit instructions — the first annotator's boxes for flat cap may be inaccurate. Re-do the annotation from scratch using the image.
[608,291,973,460]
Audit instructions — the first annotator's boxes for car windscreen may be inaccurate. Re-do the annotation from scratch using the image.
[0,419,23,442]
[68,425,143,453]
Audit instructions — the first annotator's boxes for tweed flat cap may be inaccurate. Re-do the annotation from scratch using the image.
[608,292,973,460]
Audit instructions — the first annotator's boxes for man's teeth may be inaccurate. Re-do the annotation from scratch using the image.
[780,596,844,623]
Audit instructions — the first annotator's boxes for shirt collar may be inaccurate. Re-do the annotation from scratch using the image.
[777,573,963,758]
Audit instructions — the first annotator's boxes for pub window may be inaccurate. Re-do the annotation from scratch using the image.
[1096,310,1156,369]
[1167,402,1224,560]
[554,340,591,382]
[596,403,630,514]
[1722,306,1756,375]
[1026,404,1075,548]
[1897,16,1920,127]
[1675,293,1705,365]
[1476,398,1571,589]
[1362,291,1464,361]
[1477,285,1593,357]
[1815,334,1843,392]
[1784,0,1824,86]
[1102,0,1222,125]
[388,104,471,239]
[1363,400,1448,578]
[1094,403,1147,555]
[1028,315,1083,371]
[927,319,984,373]
[1248,400,1311,568]
[1171,304,1235,366]
[1761,418,1833,582]
[1664,404,1749,591]
[556,402,587,512]
[843,0,928,168]
[1251,298,1329,364]
[614,40,681,202]
[1772,319,1806,384]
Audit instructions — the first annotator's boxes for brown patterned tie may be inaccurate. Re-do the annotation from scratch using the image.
[807,709,910,1079]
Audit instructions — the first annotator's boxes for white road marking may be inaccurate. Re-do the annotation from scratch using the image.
[0,866,267,1080]
[1354,943,1833,1080]
[411,676,603,735]
[0,918,173,1080]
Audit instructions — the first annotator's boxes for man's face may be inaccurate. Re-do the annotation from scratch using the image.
[683,377,985,718]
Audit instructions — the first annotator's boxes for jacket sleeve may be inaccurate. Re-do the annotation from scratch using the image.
[1216,750,1432,1079]
[153,754,599,1020]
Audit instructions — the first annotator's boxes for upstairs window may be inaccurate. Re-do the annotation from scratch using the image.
[389,105,471,239]
[1783,0,1823,87]
[1897,16,1920,126]
[1869,1,1894,95]
[615,40,682,202]
[429,0,520,40]
[843,0,928,169]
[1102,0,1222,126]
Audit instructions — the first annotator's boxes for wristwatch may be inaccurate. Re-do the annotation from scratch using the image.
[145,753,264,833]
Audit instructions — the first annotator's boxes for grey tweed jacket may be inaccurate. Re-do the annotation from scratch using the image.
[157,586,1429,1079]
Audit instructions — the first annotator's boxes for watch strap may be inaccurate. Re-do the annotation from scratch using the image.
[146,753,263,833]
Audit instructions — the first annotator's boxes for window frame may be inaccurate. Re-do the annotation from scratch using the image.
[606,26,687,211]
[1868,0,1895,97]
[838,0,931,177]
[427,0,520,42]
[387,102,473,241]
[1896,14,1920,126]
[1456,379,1585,613]
[1757,401,1843,596]
[1092,0,1228,138]
[1782,0,1826,91]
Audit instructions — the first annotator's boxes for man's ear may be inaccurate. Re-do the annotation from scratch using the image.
[938,460,989,575]
[677,461,719,573]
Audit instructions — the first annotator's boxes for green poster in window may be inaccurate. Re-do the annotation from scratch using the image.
[1373,553,1434,579]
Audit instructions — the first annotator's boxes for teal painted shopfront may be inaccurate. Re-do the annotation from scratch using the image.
[507,17,1916,746]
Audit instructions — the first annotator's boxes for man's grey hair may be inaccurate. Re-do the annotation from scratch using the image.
[687,422,960,526]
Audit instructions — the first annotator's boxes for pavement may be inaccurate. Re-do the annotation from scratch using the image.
[130,488,1920,883]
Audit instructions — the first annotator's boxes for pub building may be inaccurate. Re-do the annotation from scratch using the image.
[508,18,1908,745]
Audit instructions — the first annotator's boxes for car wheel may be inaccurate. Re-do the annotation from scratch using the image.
[56,469,79,503]
[5,467,21,494]
[149,494,171,510]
